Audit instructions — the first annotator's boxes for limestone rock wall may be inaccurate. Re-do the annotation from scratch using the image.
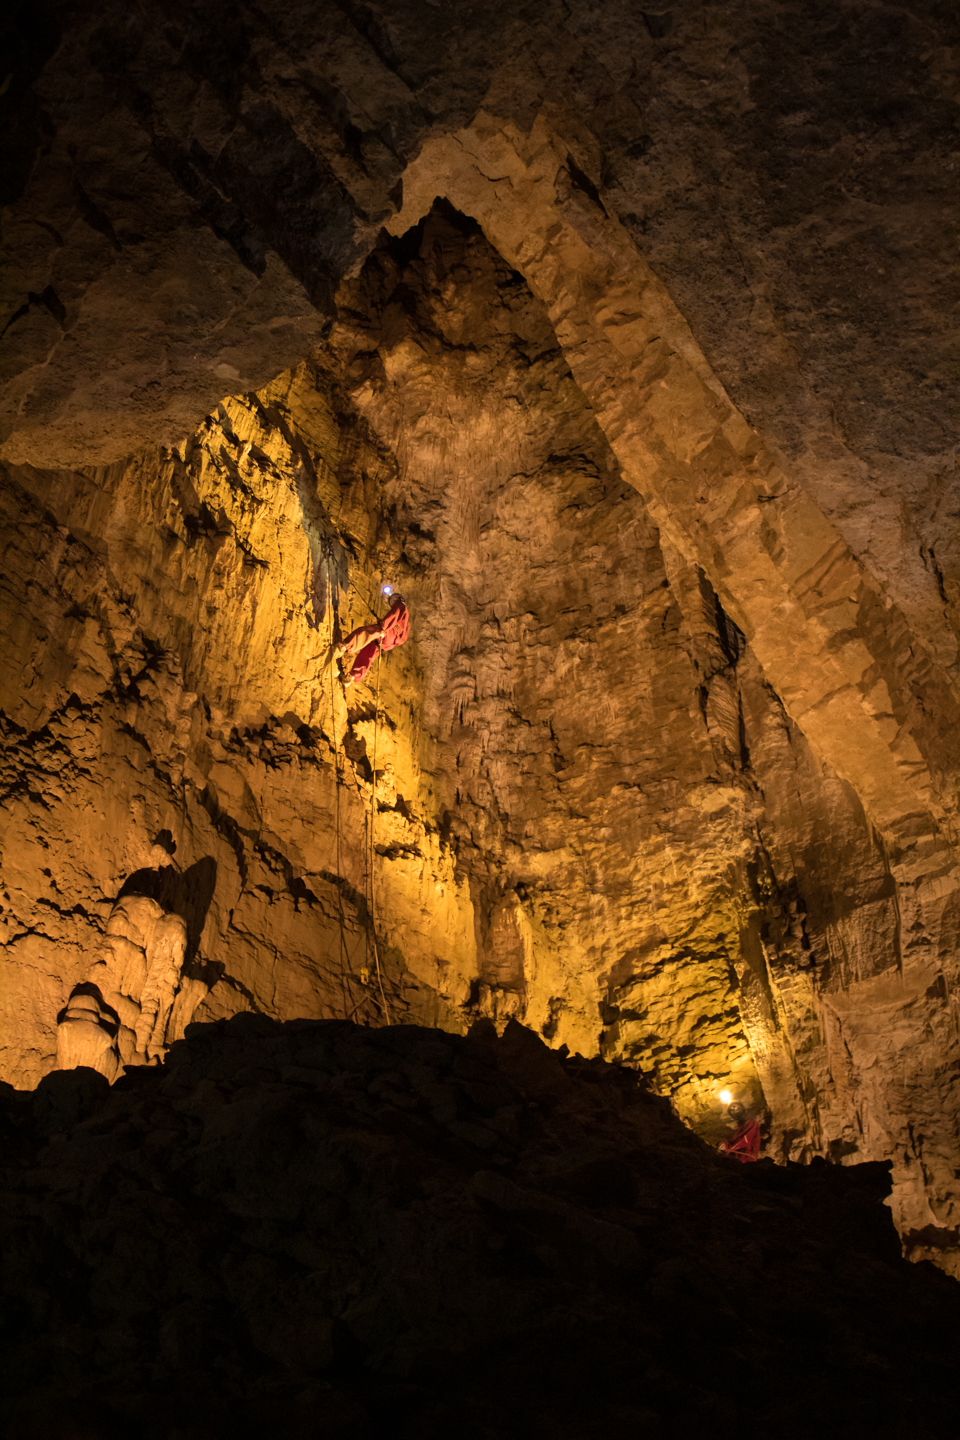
[2,0,959,1274]
[331,206,960,1265]
[5,4,956,626]
[0,356,468,1089]
[3,201,959,1271]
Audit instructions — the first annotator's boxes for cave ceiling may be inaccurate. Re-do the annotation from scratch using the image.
[1,0,958,1274]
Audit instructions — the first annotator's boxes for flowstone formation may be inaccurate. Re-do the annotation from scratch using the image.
[3,1017,960,1439]
[56,894,204,1081]
[2,0,959,1285]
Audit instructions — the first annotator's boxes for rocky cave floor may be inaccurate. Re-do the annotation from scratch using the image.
[3,1017,960,1440]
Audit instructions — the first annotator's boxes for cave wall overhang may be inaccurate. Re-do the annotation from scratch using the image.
[388,109,960,862]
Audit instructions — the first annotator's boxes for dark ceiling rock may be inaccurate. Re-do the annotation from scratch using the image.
[2,0,956,495]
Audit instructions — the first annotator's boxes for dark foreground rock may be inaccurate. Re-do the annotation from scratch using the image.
[2,1017,959,1440]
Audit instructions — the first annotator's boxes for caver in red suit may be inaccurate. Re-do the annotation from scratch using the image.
[718,1103,762,1163]
[337,596,410,686]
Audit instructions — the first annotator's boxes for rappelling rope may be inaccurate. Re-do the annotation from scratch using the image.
[368,648,392,1024]
[329,589,393,1026]
[330,639,353,1017]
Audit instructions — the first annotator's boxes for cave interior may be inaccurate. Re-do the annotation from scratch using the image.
[2,1,960,1433]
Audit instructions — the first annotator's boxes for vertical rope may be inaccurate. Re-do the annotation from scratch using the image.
[331,647,352,1017]
[368,648,392,1024]
[330,592,393,1026]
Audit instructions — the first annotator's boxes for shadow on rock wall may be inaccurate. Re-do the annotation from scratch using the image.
[118,855,219,977]
[5,1017,960,1439]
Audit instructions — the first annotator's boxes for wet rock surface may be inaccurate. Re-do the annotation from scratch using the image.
[3,1016,959,1439]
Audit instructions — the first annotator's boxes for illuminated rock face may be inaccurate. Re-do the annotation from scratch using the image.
[1,2,958,1275]
[332,208,960,1269]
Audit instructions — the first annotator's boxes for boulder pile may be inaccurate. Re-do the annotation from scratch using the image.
[3,1016,959,1438]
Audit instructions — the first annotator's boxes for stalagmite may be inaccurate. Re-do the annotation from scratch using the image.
[55,895,202,1080]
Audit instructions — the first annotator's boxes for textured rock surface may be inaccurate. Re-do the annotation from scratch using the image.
[334,207,960,1267]
[4,1017,960,1440]
[2,0,959,1282]
[4,2,957,592]
[4,200,960,1271]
